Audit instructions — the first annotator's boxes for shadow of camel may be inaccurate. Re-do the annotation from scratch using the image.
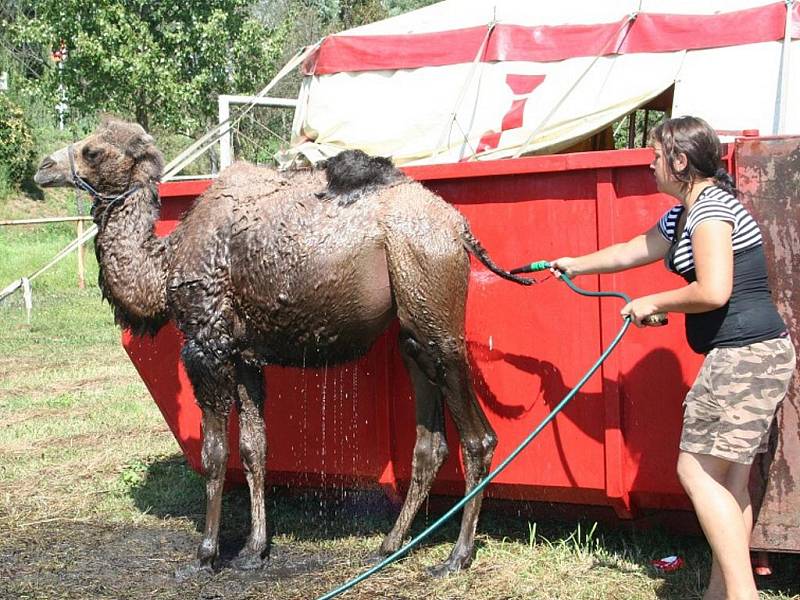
[468,340,690,493]
[129,454,399,554]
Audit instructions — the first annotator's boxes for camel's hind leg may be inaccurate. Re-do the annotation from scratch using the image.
[384,228,497,575]
[230,359,268,571]
[429,346,497,576]
[378,329,449,555]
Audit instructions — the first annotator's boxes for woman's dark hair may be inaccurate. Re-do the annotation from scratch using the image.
[648,116,736,195]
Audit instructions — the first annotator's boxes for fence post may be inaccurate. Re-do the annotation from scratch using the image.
[76,219,85,289]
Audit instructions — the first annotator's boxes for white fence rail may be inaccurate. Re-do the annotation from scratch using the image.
[0,216,95,322]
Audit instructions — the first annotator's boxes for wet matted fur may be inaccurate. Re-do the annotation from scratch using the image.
[34,119,532,579]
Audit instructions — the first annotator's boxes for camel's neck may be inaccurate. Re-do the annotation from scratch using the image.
[93,184,169,335]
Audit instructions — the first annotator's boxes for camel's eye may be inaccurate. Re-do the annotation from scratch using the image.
[82,145,105,163]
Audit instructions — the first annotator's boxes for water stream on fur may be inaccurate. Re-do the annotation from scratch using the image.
[320,365,328,520]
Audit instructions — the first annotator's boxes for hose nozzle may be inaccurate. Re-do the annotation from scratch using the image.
[643,313,669,327]
[510,260,551,274]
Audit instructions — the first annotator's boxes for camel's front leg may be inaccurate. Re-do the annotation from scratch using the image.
[230,361,268,571]
[176,408,230,579]
[175,340,235,579]
[198,409,231,565]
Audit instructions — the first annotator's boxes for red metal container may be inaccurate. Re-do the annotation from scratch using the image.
[122,141,794,528]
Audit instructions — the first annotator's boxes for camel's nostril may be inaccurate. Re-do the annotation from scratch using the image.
[39,157,56,170]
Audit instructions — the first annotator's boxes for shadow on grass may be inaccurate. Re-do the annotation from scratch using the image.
[128,453,399,557]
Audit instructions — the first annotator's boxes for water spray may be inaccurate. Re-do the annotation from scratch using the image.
[317,259,667,599]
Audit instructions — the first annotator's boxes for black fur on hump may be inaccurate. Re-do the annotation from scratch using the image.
[321,149,404,206]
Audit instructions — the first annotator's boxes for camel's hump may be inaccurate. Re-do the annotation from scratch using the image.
[324,150,403,199]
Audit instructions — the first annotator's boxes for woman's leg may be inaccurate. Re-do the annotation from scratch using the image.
[677,451,758,600]
[677,338,795,599]
[703,460,754,599]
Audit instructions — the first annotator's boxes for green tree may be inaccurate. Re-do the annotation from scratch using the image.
[0,93,36,189]
[6,0,288,135]
[383,0,438,17]
[612,109,667,149]
[338,0,387,29]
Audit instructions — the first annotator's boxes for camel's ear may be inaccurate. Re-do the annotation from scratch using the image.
[128,132,156,160]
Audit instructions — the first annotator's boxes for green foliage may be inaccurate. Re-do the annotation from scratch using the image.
[338,0,388,28]
[613,109,667,150]
[384,0,439,17]
[7,0,286,135]
[0,92,36,189]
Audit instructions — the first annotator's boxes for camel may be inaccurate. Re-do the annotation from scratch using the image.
[34,118,532,578]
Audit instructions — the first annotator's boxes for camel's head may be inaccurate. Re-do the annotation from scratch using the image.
[34,118,164,195]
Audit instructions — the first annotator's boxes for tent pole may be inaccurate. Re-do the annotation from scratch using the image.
[431,16,496,160]
[641,109,650,147]
[627,112,636,149]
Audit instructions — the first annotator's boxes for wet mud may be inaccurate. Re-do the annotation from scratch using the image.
[0,521,351,599]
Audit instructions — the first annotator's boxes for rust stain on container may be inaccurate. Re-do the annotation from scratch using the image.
[736,136,800,553]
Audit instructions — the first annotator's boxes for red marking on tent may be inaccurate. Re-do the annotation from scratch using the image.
[490,22,628,64]
[475,74,546,156]
[501,99,527,131]
[475,131,502,155]
[621,7,786,54]
[506,74,546,95]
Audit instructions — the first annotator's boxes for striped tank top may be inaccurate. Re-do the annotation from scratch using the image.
[657,185,762,274]
[656,185,785,354]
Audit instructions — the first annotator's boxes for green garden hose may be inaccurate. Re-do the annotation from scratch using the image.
[317,261,637,600]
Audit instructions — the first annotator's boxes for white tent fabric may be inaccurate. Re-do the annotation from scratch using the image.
[279,0,799,167]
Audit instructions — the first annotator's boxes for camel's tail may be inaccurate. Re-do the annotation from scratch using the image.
[461,225,534,286]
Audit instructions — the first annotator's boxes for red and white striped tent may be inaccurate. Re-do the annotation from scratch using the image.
[280,0,799,167]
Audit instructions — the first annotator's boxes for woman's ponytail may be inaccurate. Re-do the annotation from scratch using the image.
[714,167,736,195]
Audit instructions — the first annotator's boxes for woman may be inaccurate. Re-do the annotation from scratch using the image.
[551,116,795,600]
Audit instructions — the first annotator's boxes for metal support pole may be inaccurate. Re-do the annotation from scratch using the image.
[627,112,636,148]
[218,95,232,171]
[641,109,650,147]
[776,0,795,133]
[217,95,298,170]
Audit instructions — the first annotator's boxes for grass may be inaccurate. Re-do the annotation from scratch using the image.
[1,192,799,599]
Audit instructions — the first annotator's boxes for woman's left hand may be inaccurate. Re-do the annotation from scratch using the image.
[621,297,661,328]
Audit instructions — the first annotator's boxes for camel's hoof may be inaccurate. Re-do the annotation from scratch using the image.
[427,559,466,579]
[174,560,215,581]
[230,551,265,571]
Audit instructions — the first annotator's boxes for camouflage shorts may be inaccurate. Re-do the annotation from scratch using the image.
[680,336,796,464]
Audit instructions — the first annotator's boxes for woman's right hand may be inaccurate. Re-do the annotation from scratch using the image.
[550,257,580,278]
